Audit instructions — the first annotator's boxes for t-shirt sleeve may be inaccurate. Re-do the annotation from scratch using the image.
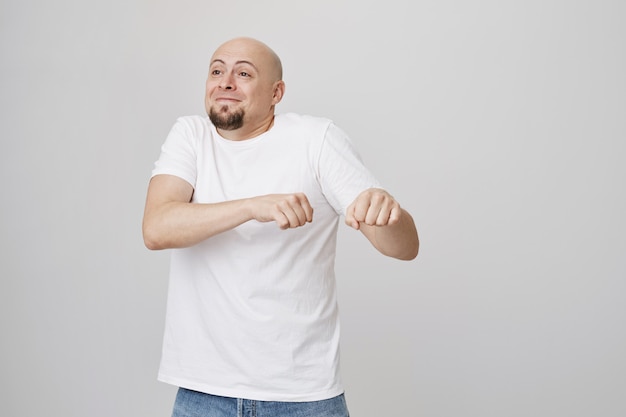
[151,117,198,187]
[317,122,382,215]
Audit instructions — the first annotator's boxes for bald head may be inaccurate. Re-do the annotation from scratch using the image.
[211,37,283,82]
[205,37,286,140]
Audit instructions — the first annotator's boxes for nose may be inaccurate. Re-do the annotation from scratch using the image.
[219,72,234,90]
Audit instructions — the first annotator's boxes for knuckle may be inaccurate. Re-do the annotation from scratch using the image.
[285,194,299,205]
[277,199,290,210]
[371,194,385,205]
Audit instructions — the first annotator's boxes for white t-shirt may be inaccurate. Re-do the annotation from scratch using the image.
[151,113,380,401]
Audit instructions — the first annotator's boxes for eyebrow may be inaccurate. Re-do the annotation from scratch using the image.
[210,59,259,71]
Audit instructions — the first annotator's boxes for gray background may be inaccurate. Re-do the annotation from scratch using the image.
[1,0,624,416]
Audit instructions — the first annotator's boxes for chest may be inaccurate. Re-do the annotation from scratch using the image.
[192,135,322,204]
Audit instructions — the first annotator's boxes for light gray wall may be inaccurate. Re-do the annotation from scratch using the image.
[1,1,624,416]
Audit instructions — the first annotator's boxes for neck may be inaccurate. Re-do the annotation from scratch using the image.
[217,114,275,141]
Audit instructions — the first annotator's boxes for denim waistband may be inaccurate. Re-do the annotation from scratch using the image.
[171,387,350,417]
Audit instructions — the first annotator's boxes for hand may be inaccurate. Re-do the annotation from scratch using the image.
[250,193,314,229]
[345,188,401,230]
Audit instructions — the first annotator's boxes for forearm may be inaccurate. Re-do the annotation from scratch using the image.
[143,199,253,250]
[360,208,419,260]
[143,174,314,250]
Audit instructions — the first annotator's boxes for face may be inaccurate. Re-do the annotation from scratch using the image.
[205,38,283,132]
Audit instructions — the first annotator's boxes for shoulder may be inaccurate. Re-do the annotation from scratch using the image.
[165,115,215,145]
[276,112,333,132]
[171,115,213,132]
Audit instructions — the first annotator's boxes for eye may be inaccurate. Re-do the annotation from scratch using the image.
[239,71,250,77]
[211,69,222,76]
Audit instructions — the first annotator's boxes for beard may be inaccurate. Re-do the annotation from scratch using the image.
[208,105,245,130]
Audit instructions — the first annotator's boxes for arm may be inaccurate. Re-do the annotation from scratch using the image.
[142,174,314,250]
[345,188,419,260]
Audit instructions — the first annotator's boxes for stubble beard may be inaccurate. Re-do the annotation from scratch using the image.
[208,105,245,130]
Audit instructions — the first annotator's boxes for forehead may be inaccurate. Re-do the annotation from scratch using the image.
[210,41,266,68]
[210,58,257,72]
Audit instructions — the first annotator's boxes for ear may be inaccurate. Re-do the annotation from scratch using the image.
[271,80,285,105]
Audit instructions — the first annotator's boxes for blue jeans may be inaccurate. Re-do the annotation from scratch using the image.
[171,388,350,417]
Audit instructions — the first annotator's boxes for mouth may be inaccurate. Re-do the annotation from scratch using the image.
[214,96,241,103]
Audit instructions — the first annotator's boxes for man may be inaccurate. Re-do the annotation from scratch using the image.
[143,37,419,417]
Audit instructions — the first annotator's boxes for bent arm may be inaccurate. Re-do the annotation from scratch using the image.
[142,174,314,250]
[142,175,253,250]
[345,188,419,260]
[358,208,419,260]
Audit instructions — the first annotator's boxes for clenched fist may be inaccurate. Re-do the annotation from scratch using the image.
[345,188,401,230]
[250,193,314,229]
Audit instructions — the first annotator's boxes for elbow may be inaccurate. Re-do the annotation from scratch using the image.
[395,210,419,261]
[143,234,162,251]
[142,222,167,251]
[144,237,163,251]
[395,240,419,261]
[377,239,419,261]
[391,233,419,261]
[407,233,420,260]
[409,235,420,260]
[405,241,419,260]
